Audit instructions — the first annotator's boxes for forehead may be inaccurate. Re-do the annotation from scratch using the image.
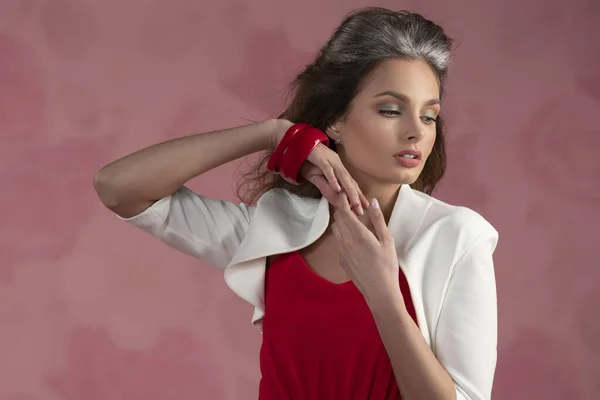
[358,58,440,101]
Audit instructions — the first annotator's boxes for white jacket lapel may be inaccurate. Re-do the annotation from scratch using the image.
[224,189,329,310]
[223,184,430,324]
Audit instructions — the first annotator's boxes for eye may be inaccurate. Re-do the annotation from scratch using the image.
[379,109,401,117]
[421,116,437,125]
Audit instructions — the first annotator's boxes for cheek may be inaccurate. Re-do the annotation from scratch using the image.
[422,129,437,159]
[354,117,395,150]
[343,117,384,154]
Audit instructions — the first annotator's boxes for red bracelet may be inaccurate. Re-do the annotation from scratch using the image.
[266,123,311,173]
[278,126,329,184]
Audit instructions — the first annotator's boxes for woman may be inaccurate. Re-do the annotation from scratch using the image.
[94,7,498,400]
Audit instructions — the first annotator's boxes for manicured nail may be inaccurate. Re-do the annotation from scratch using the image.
[334,182,342,192]
[371,198,379,209]
[357,205,364,216]
[354,196,360,206]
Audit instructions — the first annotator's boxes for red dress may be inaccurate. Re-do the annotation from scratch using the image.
[258,251,418,399]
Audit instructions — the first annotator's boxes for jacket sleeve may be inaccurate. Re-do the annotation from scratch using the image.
[117,186,254,270]
[434,226,499,400]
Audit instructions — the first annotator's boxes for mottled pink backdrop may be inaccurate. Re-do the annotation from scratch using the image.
[1,0,598,399]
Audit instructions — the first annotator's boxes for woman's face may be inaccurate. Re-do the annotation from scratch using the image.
[331,58,440,191]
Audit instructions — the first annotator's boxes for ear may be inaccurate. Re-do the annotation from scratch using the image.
[326,124,341,141]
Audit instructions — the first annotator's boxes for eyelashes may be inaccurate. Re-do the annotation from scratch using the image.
[421,116,437,124]
[378,109,401,117]
[378,109,437,124]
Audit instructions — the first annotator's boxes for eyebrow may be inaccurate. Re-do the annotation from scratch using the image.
[374,90,440,106]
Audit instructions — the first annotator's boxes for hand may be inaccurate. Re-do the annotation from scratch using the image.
[330,192,401,307]
[272,119,369,216]
[300,144,369,216]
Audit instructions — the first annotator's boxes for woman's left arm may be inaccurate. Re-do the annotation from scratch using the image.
[427,230,498,400]
[369,229,498,400]
[331,193,498,400]
[369,289,456,399]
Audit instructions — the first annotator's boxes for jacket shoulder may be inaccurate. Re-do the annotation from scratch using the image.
[411,190,498,248]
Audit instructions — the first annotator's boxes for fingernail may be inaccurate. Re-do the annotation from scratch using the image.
[334,183,342,192]
[358,206,364,216]
[354,196,360,206]
[371,198,379,209]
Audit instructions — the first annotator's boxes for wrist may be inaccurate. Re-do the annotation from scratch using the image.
[366,283,405,317]
[259,119,278,149]
[269,118,294,148]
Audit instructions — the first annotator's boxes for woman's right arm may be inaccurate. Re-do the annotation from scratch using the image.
[93,118,365,269]
[94,118,288,218]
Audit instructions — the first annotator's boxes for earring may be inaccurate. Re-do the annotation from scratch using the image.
[334,138,341,145]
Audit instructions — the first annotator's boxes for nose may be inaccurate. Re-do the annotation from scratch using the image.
[402,115,425,142]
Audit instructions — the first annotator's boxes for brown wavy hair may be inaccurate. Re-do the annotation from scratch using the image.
[237,8,453,204]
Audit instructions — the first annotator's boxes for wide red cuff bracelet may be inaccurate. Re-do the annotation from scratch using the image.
[266,123,310,172]
[266,123,329,184]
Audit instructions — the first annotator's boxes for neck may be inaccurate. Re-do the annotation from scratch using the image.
[361,182,401,222]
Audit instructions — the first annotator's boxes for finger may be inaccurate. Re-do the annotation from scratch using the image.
[368,198,391,243]
[331,197,356,239]
[359,192,370,210]
[337,170,360,207]
[333,193,368,236]
[347,177,368,210]
[334,197,378,248]
[309,148,361,215]
[322,163,342,193]
[334,191,354,214]
[306,145,341,193]
[308,174,339,205]
[348,184,366,216]
[336,170,364,216]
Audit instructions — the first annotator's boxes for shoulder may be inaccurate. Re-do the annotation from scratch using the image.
[425,191,495,234]
[406,188,498,253]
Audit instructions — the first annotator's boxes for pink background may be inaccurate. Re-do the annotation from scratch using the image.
[1,0,599,399]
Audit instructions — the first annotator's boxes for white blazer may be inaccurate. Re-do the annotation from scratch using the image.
[119,184,499,400]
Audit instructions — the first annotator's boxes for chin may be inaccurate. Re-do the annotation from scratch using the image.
[362,165,423,186]
[391,170,421,185]
[372,174,418,187]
